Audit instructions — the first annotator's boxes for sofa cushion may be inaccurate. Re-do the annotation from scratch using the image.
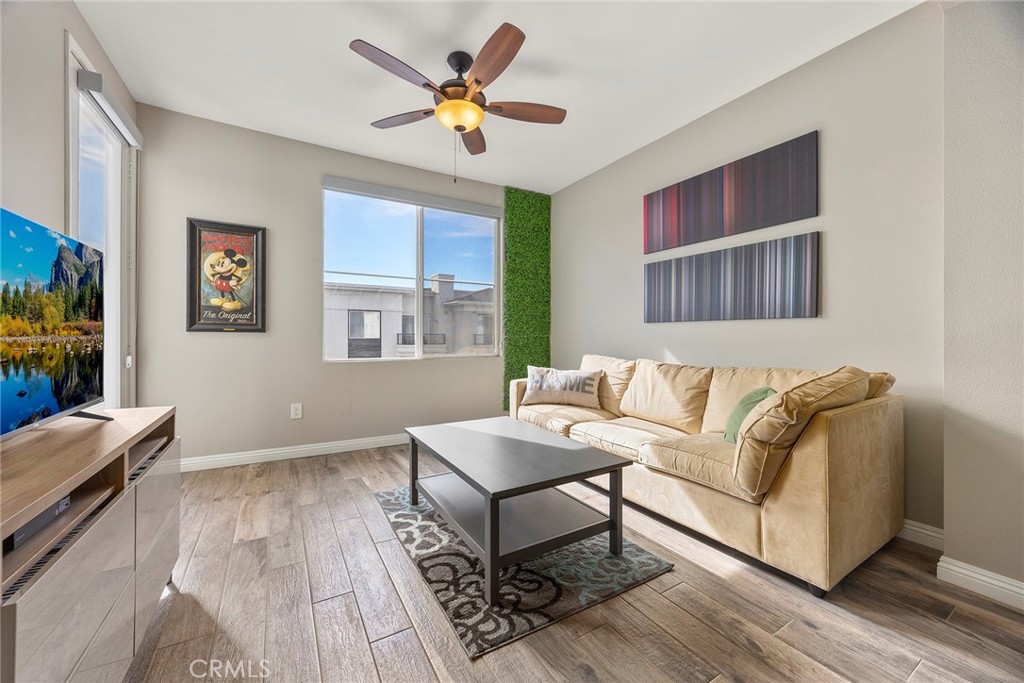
[640,434,763,504]
[569,417,686,461]
[619,359,713,434]
[521,366,602,409]
[702,366,822,434]
[516,404,616,437]
[724,387,777,445]
[866,372,896,399]
[733,366,870,497]
[580,354,636,417]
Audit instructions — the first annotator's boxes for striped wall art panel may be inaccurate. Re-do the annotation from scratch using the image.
[643,131,818,254]
[644,232,819,323]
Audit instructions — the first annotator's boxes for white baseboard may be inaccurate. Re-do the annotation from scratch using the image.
[897,519,945,550]
[180,434,408,472]
[937,556,1024,611]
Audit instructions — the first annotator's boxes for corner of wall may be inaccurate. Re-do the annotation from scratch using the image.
[941,0,1024,596]
[937,555,1024,611]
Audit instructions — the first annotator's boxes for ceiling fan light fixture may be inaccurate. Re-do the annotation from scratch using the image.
[434,99,484,133]
[351,23,562,155]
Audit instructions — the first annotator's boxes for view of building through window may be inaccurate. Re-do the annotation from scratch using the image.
[323,188,498,360]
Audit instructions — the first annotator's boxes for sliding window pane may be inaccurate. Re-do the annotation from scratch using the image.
[324,191,415,278]
[77,93,124,407]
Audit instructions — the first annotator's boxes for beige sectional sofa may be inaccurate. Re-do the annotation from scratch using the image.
[510,355,904,594]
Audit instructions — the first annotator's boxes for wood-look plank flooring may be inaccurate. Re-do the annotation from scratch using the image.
[129,446,1024,683]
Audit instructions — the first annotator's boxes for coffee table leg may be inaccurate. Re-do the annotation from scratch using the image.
[409,438,419,505]
[484,496,500,606]
[610,468,623,555]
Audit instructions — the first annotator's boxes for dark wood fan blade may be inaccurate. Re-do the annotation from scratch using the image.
[486,102,566,124]
[465,23,525,89]
[461,128,486,155]
[350,39,444,98]
[371,109,435,129]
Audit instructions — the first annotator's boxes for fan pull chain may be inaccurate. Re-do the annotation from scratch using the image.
[453,133,458,184]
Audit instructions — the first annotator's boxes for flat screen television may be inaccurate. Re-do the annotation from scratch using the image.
[1,208,104,441]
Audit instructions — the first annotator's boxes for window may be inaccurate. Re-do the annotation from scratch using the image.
[67,35,137,408]
[475,314,495,346]
[323,178,501,361]
[348,310,381,339]
[400,314,415,345]
[347,310,382,358]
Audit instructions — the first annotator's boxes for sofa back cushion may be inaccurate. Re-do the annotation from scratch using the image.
[724,387,777,444]
[521,366,603,409]
[867,372,896,398]
[580,354,636,417]
[619,359,713,434]
[733,365,870,496]
[702,366,822,434]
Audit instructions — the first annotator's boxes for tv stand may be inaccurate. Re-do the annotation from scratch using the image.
[71,410,115,422]
[0,407,179,683]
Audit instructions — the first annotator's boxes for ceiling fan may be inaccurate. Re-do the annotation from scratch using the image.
[349,23,566,156]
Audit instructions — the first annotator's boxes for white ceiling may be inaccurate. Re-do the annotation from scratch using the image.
[78,2,918,194]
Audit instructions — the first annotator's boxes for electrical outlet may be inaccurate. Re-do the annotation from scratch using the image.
[290,403,303,420]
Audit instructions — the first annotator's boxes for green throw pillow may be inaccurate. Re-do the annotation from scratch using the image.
[724,387,777,444]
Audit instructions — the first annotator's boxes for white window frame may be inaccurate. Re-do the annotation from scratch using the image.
[66,33,138,407]
[322,176,503,362]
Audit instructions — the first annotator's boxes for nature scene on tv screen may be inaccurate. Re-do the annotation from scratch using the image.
[1,209,103,436]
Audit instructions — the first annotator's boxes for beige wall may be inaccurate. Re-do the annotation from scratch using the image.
[943,1,1024,584]
[135,105,506,459]
[550,4,945,527]
[1,1,137,232]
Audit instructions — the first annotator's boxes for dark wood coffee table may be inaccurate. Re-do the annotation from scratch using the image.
[405,416,631,606]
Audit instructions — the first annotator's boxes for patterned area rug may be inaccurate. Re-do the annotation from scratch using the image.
[376,487,673,658]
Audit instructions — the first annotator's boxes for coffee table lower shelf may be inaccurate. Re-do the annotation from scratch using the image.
[416,472,612,568]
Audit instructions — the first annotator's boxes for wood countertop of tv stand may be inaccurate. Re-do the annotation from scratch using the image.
[1,406,175,538]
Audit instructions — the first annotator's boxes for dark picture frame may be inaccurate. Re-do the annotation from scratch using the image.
[644,232,819,323]
[187,218,266,332]
[643,131,819,253]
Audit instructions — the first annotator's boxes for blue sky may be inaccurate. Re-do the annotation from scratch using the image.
[0,209,78,292]
[324,191,496,288]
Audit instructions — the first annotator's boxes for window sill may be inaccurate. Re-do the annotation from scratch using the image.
[322,353,501,364]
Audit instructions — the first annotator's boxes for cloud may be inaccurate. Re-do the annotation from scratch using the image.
[426,211,495,239]
[23,225,32,232]
[47,229,68,248]
[17,264,23,269]
[334,192,415,219]
[8,230,15,239]
[20,246,34,253]
[375,202,416,218]
[438,228,493,238]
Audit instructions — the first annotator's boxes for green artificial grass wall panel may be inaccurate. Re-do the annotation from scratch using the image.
[503,187,551,409]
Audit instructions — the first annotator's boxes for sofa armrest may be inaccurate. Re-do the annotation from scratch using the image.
[760,395,904,590]
[509,379,528,419]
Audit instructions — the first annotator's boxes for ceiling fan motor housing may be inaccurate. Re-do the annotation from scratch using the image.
[435,78,487,110]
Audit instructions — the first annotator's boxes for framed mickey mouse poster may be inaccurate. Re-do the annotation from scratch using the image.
[187,218,266,332]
